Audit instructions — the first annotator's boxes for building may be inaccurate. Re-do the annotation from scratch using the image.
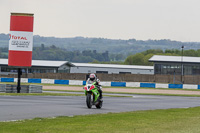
[70,63,153,74]
[0,59,154,75]
[0,59,72,74]
[149,55,200,75]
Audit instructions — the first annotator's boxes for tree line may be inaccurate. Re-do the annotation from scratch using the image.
[124,49,200,66]
[0,44,124,63]
[0,42,200,65]
[2,33,200,57]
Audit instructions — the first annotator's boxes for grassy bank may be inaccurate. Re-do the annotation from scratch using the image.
[1,107,200,133]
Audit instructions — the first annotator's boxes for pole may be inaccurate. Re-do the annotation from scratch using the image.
[17,68,22,93]
[173,70,175,84]
[181,45,184,83]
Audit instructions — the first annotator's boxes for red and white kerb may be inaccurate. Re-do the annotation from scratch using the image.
[8,13,34,67]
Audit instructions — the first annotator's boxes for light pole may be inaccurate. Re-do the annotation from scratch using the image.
[181,45,184,83]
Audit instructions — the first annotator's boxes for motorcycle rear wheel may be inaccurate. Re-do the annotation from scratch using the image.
[96,100,102,109]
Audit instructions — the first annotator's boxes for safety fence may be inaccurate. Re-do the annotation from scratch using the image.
[0,77,200,89]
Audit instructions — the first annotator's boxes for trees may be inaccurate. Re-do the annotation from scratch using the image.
[41,44,45,50]
[0,43,125,63]
[124,49,200,66]
[31,45,115,63]
[124,53,145,65]
[143,54,154,66]
[142,49,163,55]
[183,49,198,57]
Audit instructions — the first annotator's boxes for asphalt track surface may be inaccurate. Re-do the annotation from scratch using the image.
[1,94,200,122]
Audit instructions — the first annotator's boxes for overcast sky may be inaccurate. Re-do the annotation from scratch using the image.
[0,0,200,42]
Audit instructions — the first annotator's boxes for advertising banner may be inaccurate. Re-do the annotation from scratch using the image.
[8,13,34,67]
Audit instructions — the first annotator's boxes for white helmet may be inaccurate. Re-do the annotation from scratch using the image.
[89,73,96,81]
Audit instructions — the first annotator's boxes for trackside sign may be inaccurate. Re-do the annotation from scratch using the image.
[9,31,33,51]
[8,13,34,67]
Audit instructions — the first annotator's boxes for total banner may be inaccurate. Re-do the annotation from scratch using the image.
[8,13,34,67]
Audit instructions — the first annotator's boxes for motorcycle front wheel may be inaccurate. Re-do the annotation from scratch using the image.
[86,93,92,108]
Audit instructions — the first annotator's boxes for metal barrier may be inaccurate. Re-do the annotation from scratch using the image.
[0,84,6,92]
[0,84,43,93]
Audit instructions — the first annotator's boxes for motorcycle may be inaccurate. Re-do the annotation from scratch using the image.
[83,80,103,109]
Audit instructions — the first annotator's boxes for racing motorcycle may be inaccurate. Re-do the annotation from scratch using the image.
[83,80,103,109]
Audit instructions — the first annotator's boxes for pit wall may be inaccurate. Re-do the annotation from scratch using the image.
[0,77,200,89]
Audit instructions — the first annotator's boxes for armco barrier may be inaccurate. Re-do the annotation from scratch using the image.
[183,84,197,89]
[1,78,14,82]
[41,79,55,84]
[126,82,140,87]
[69,80,83,85]
[14,78,28,83]
[140,83,155,88]
[54,80,69,85]
[198,85,200,89]
[28,79,41,83]
[1,77,200,89]
[5,73,200,85]
[100,82,111,87]
[21,78,28,83]
[83,81,86,85]
[156,83,168,88]
[168,84,183,89]
[111,82,126,87]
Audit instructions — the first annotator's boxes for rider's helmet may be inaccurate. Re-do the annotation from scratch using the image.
[89,73,96,81]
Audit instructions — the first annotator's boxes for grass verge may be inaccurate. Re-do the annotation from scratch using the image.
[44,89,200,97]
[1,107,200,133]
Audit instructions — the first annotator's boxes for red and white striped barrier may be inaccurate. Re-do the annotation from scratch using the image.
[8,13,34,67]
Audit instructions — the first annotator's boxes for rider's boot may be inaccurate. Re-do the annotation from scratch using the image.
[99,89,103,101]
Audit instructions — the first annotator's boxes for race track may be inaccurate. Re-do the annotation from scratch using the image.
[1,94,200,121]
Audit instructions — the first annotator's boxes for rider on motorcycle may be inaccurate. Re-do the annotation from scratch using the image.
[87,73,102,100]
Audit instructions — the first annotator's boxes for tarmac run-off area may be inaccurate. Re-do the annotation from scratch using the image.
[1,85,200,121]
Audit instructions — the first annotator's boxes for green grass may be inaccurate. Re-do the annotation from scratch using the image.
[1,107,200,133]
[43,89,200,97]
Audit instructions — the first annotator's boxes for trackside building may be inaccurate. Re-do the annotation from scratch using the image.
[149,55,200,75]
[0,59,72,74]
[70,63,153,74]
[0,59,153,75]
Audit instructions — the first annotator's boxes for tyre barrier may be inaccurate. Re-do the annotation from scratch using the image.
[29,85,42,93]
[0,84,42,93]
[0,84,6,92]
